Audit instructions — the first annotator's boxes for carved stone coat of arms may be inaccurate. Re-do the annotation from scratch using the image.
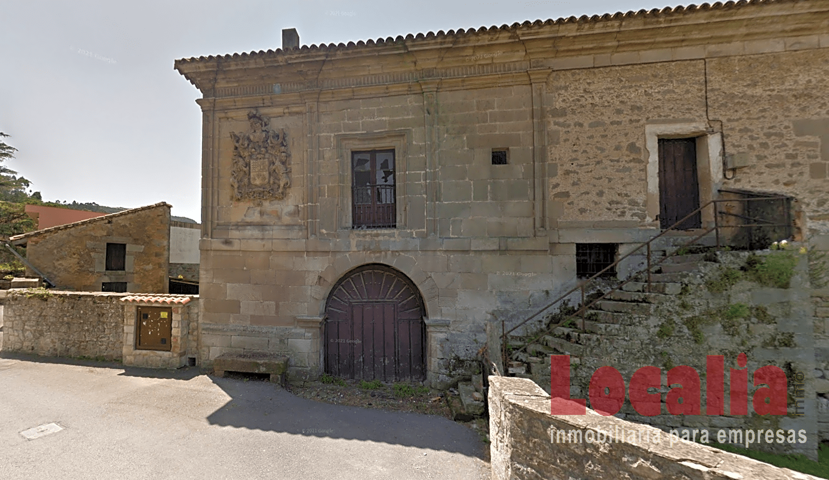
[230,111,291,202]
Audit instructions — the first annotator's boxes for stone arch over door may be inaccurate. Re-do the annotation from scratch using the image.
[324,264,426,381]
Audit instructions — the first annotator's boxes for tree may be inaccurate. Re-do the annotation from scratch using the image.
[0,132,32,202]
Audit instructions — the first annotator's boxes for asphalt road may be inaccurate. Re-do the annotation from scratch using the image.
[0,355,489,479]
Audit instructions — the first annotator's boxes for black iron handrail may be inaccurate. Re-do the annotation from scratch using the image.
[501,192,793,370]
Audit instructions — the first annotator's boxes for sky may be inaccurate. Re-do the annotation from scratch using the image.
[1,0,674,223]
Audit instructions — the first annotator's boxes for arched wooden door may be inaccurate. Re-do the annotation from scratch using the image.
[324,265,425,381]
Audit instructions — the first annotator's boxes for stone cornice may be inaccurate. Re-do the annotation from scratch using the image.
[175,0,829,100]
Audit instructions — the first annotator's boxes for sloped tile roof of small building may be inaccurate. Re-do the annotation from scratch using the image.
[121,294,195,305]
[175,0,794,65]
[10,202,172,244]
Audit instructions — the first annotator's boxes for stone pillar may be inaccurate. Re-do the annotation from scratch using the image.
[424,317,450,388]
[297,315,324,379]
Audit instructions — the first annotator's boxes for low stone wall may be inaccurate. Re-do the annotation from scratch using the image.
[489,376,816,480]
[1,290,199,368]
[2,290,126,360]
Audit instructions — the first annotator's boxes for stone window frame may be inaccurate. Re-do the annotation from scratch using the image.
[95,237,140,292]
[644,123,724,228]
[335,131,410,232]
[122,302,189,368]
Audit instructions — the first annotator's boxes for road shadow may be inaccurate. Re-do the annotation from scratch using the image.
[0,352,487,459]
[204,375,487,459]
[0,351,203,381]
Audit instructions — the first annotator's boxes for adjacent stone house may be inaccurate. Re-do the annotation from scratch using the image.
[11,203,174,293]
[175,0,829,384]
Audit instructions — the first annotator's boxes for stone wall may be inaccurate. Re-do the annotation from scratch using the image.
[18,203,171,293]
[2,290,126,360]
[489,376,815,480]
[1,290,199,368]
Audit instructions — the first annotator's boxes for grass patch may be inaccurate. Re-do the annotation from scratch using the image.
[763,332,796,349]
[23,287,52,301]
[706,268,743,293]
[752,305,776,324]
[748,252,797,289]
[708,442,829,479]
[393,383,430,398]
[319,374,347,387]
[684,315,714,344]
[659,351,674,370]
[359,379,383,390]
[656,319,676,339]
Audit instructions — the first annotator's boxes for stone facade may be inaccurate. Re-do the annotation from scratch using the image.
[489,376,816,480]
[175,1,829,383]
[10,203,172,294]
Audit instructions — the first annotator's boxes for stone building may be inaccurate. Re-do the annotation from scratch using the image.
[175,0,829,385]
[11,203,174,293]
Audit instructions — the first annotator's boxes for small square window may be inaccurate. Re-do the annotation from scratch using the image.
[576,244,618,278]
[491,149,509,165]
[102,282,127,292]
[106,243,126,271]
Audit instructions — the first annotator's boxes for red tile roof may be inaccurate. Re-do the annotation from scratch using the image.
[175,0,792,65]
[120,294,195,305]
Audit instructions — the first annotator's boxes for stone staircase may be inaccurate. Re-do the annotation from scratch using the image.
[505,248,716,391]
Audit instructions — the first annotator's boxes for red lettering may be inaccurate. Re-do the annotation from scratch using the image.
[753,365,787,415]
[730,353,749,415]
[588,366,625,416]
[550,355,586,415]
[666,366,700,415]
[706,355,724,415]
[629,366,661,416]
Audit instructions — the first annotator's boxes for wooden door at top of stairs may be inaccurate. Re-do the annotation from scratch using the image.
[659,138,701,230]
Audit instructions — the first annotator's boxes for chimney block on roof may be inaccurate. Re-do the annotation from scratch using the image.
[282,28,299,50]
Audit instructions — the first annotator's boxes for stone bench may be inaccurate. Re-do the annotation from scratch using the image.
[213,352,289,386]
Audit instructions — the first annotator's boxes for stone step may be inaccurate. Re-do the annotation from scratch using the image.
[508,361,527,375]
[662,253,709,264]
[585,310,645,325]
[542,336,584,356]
[621,281,683,295]
[446,392,475,422]
[594,300,655,315]
[458,381,486,417]
[526,343,556,357]
[606,290,672,304]
[644,272,691,283]
[660,262,700,273]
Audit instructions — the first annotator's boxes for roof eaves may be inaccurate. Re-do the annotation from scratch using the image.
[174,0,786,66]
[10,202,172,244]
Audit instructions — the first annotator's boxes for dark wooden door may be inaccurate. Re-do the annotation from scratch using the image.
[659,138,701,230]
[324,265,425,381]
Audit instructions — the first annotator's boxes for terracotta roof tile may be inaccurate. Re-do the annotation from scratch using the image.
[120,294,195,305]
[174,0,790,65]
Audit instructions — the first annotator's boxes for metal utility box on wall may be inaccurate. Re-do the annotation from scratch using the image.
[136,306,173,351]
